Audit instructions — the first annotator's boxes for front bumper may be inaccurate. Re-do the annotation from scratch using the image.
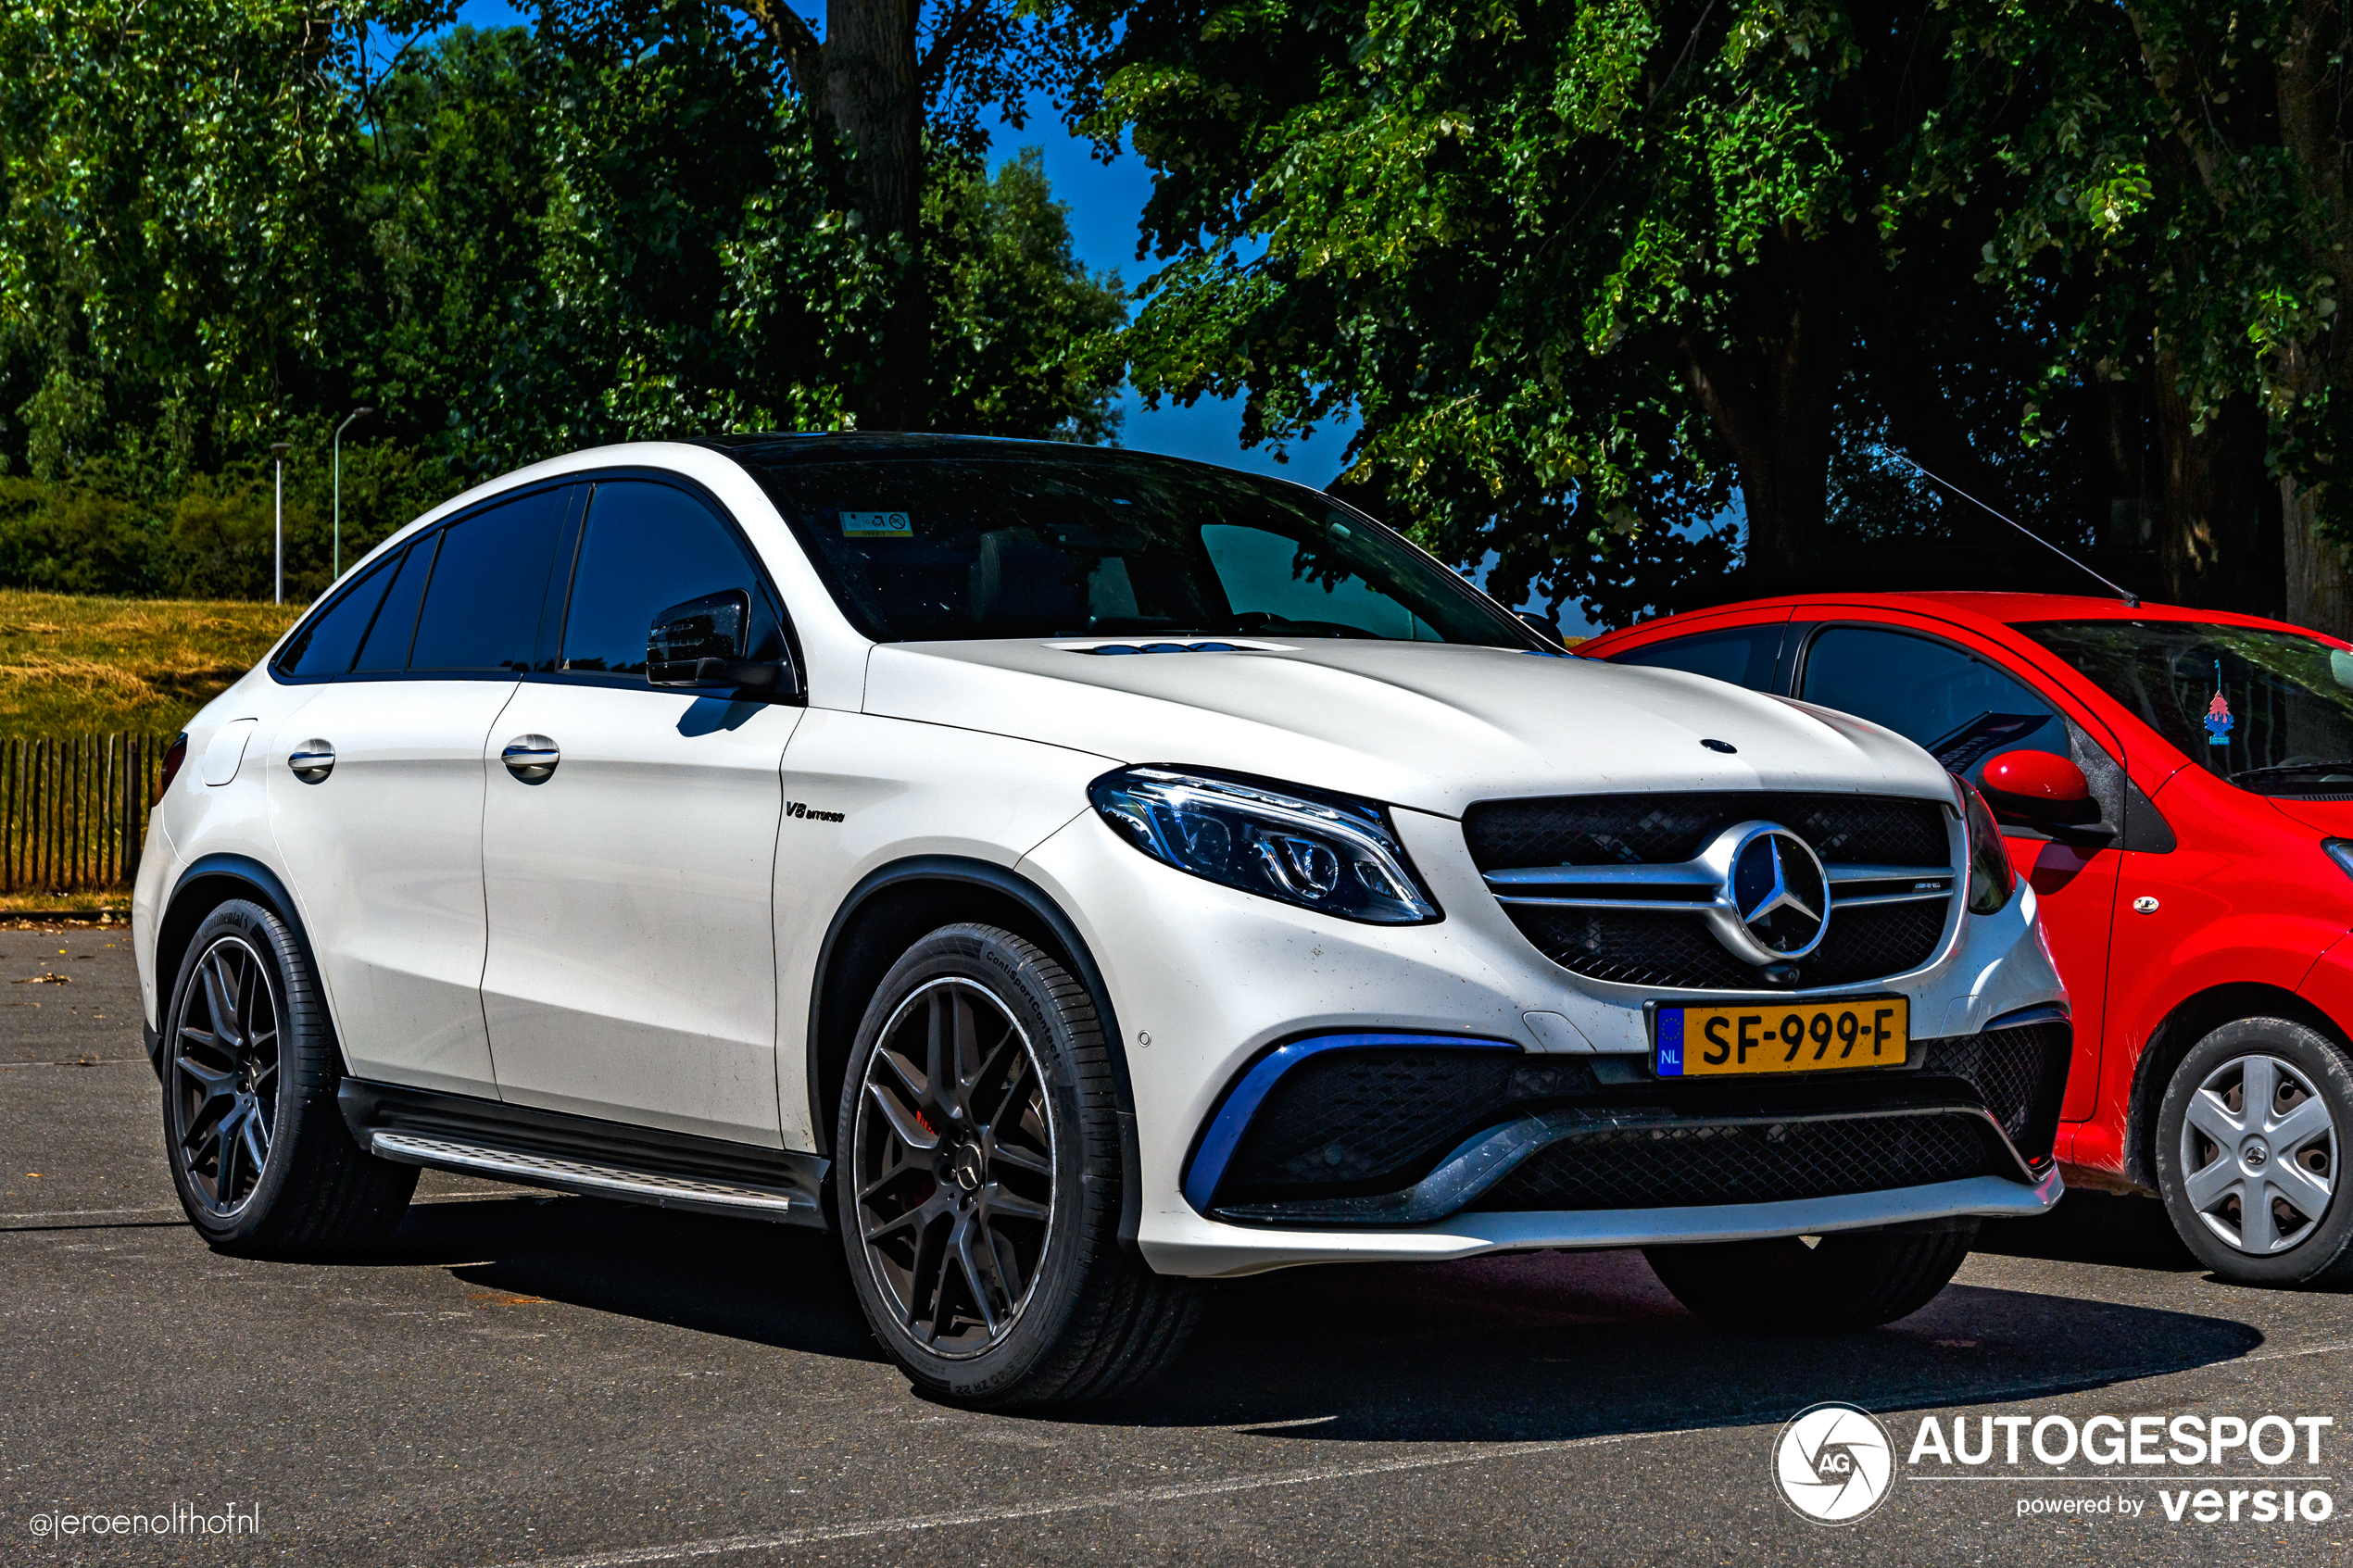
[1016,799,2069,1279]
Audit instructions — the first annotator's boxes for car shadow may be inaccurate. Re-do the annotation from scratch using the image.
[376,1193,887,1364]
[371,1189,2267,1443]
[1976,1187,2201,1271]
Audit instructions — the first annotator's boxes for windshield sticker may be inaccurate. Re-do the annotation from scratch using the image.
[2205,663,2235,746]
[1925,711,2052,772]
[840,511,912,537]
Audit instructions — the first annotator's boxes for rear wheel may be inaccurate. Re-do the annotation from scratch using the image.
[1644,1223,1978,1332]
[160,899,416,1255]
[2155,1017,2353,1286]
[835,923,1196,1408]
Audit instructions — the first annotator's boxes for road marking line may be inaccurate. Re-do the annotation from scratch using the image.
[479,1342,2353,1568]
[477,1434,1653,1568]
[0,1191,527,1223]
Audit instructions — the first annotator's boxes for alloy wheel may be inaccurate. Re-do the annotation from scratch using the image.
[851,977,1057,1357]
[170,935,283,1215]
[2178,1052,2337,1254]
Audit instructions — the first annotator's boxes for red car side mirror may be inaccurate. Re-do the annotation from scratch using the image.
[1979,749,2097,826]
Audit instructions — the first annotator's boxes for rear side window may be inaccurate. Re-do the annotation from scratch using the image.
[1611,625,1784,691]
[352,538,434,674]
[1798,625,2067,780]
[409,488,571,673]
[559,481,782,678]
[275,553,398,678]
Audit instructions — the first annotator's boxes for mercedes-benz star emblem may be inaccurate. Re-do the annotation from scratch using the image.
[1695,822,1832,966]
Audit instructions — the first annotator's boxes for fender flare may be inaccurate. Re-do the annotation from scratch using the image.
[150,853,319,1078]
[805,854,1143,1254]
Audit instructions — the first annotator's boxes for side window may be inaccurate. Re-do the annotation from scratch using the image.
[1611,625,1783,692]
[558,480,783,679]
[275,552,397,678]
[408,488,572,674]
[1798,626,2067,782]
[350,537,434,675]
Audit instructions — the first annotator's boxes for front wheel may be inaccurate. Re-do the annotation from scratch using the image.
[2155,1017,2353,1286]
[1643,1223,1978,1332]
[834,923,1196,1408]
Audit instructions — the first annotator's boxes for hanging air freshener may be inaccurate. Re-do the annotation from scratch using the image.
[2204,659,2234,746]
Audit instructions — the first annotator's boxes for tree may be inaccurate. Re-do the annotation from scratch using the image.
[1062,0,2087,618]
[548,0,1092,430]
[1934,0,2353,633]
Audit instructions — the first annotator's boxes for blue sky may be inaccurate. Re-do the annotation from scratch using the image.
[445,2,1358,485]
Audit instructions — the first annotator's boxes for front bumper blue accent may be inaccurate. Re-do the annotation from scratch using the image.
[1180,1032,1521,1213]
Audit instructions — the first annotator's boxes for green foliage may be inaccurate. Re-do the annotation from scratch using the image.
[0,6,1126,597]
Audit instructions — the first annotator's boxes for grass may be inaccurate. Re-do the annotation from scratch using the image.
[0,590,301,740]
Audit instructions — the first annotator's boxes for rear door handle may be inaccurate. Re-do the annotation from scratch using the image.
[287,740,335,784]
[501,735,560,784]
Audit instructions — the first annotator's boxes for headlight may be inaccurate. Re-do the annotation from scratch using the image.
[1957,773,2018,915]
[1088,767,1441,923]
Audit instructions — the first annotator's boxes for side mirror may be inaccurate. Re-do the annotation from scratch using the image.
[1979,749,2098,827]
[648,590,799,696]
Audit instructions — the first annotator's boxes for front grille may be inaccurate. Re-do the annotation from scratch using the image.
[1503,898,1947,990]
[1919,1021,2070,1160]
[1466,1111,1996,1211]
[1464,792,1950,872]
[1216,1050,1596,1203]
[1196,1021,2069,1215]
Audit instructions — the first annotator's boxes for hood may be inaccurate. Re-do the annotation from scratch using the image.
[861,639,1957,818]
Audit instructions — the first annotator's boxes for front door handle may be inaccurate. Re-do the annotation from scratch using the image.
[287,740,335,784]
[501,735,560,784]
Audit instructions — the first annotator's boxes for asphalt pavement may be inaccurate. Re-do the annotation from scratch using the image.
[4,931,2348,1565]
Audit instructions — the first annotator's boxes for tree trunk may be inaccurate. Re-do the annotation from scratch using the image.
[745,0,931,430]
[2149,373,2267,609]
[824,0,928,430]
[2283,476,2353,637]
[1677,229,1847,593]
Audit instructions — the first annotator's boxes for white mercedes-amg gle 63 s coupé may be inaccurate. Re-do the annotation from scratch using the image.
[132,434,2066,1406]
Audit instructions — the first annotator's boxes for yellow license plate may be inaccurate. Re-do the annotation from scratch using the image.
[1655,998,1909,1077]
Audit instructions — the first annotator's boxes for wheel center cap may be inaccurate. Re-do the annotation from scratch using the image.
[2244,1138,2271,1169]
[948,1141,984,1193]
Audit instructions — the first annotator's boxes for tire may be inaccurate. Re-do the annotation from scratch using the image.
[2154,1016,2353,1286]
[159,898,417,1256]
[1643,1223,1979,1332]
[834,923,1196,1408]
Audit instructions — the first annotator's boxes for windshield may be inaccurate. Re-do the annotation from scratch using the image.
[733,452,1536,646]
[2014,619,2353,796]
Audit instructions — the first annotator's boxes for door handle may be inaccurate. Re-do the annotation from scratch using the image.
[501,735,560,784]
[287,740,335,784]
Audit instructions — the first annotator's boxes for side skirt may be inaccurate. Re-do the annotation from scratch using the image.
[339,1080,830,1229]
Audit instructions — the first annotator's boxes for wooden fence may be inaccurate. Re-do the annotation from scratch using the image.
[0,733,173,897]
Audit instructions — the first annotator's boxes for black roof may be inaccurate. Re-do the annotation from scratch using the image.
[691,431,1302,483]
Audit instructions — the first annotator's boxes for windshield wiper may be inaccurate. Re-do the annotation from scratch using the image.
[2232,759,2353,781]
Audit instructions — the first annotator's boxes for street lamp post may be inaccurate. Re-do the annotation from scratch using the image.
[332,407,373,583]
[270,442,292,605]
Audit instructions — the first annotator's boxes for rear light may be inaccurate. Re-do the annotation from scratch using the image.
[1956,772,2018,915]
[154,733,189,807]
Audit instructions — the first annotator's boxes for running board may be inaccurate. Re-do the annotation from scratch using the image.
[340,1080,828,1229]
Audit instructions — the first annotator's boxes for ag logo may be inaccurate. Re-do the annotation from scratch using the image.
[1772,1401,1894,1524]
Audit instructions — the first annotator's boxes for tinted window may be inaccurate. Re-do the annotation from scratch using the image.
[408,489,570,673]
[560,482,779,677]
[734,454,1536,646]
[276,553,397,678]
[1612,625,1783,691]
[2018,619,2353,795]
[351,538,434,674]
[1799,626,2066,782]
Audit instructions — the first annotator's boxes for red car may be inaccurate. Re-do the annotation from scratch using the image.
[1583,591,2353,1286]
